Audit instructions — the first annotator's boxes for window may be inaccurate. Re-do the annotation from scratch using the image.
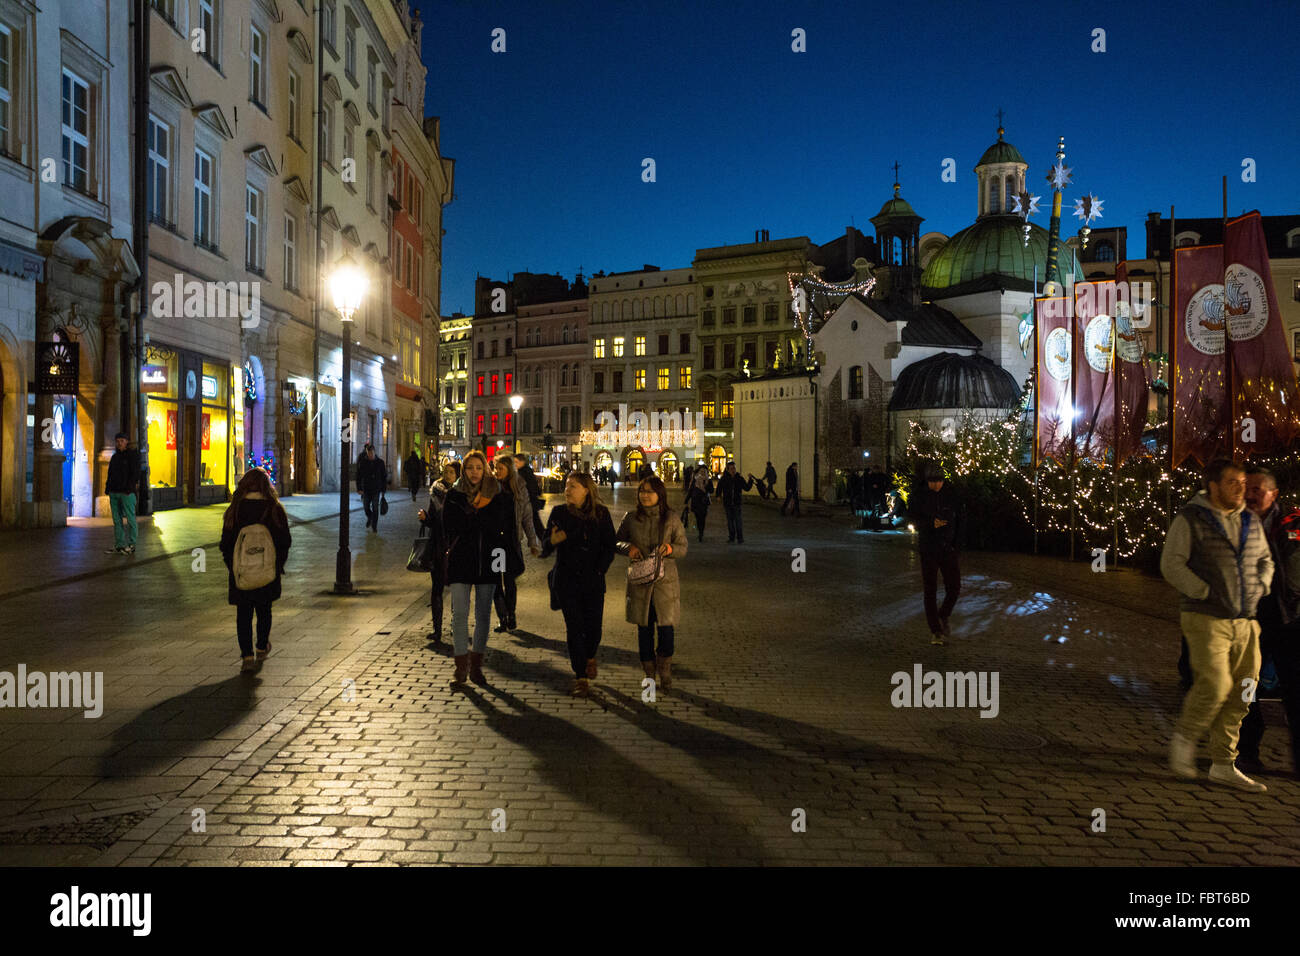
[287,69,300,140]
[679,333,690,354]
[61,69,91,193]
[193,148,214,246]
[152,0,176,24]
[457,384,466,402]
[1095,240,1115,262]
[613,370,624,392]
[764,340,777,367]
[613,336,625,357]
[244,184,262,271]
[593,338,605,358]
[283,214,298,289]
[849,366,864,399]
[147,116,170,224]
[249,25,266,108]
[702,390,715,419]
[559,407,569,433]
[367,58,377,113]
[321,0,335,49]
[490,373,499,395]
[503,412,512,435]
[562,325,571,344]
[703,343,715,369]
[679,366,692,389]
[320,105,332,165]
[723,343,735,368]
[476,373,484,396]
[198,0,218,66]
[743,305,756,325]
[764,303,778,323]
[594,371,604,394]
[635,336,646,356]
[560,365,568,387]
[0,25,14,158]
[405,244,413,290]
[742,342,756,368]
[365,148,374,208]
[491,340,498,358]
[344,24,357,78]
[658,333,669,355]
[721,394,734,419]
[988,178,1000,214]
[657,367,669,390]
[634,369,646,391]
[476,413,484,435]
[477,341,484,360]
[702,308,715,327]
[704,286,714,299]
[342,121,353,171]
[490,413,498,435]
[504,337,511,355]
[722,306,736,325]
[504,372,513,393]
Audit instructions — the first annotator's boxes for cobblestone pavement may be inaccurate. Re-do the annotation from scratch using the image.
[1,489,1297,866]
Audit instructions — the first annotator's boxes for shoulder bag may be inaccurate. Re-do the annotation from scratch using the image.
[627,519,666,586]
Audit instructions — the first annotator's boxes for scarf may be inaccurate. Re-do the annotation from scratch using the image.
[453,471,500,503]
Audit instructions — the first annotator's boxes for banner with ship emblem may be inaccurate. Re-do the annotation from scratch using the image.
[1072,280,1117,462]
[1172,244,1230,468]
[1113,261,1151,467]
[1223,211,1300,456]
[1034,295,1074,466]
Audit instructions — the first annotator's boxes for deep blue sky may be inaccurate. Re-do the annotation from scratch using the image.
[420,0,1299,316]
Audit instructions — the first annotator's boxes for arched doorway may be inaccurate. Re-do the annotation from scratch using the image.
[625,448,645,478]
[594,451,613,473]
[709,444,727,474]
[658,451,679,483]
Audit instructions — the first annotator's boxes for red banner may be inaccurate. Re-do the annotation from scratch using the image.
[166,409,178,450]
[1223,211,1300,456]
[1034,295,1073,466]
[1172,244,1230,469]
[1114,262,1152,466]
[1073,281,1116,462]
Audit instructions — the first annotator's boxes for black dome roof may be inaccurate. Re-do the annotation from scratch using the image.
[889,352,1022,411]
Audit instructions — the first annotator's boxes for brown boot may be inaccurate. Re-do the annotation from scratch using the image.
[452,655,469,684]
[656,655,672,691]
[641,660,657,680]
[586,657,598,679]
[469,652,487,686]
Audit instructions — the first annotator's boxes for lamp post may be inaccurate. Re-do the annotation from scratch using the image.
[542,423,554,469]
[509,393,523,455]
[330,253,367,594]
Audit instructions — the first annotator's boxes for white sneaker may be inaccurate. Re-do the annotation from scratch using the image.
[1208,762,1267,793]
[1169,733,1197,779]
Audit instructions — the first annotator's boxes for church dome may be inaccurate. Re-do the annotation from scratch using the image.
[919,216,1085,297]
[875,195,917,219]
[977,139,1027,167]
[889,352,1022,411]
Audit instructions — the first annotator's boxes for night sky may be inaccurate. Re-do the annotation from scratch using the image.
[421,0,1299,316]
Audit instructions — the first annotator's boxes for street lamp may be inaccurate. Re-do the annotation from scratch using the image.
[542,423,554,469]
[509,393,523,455]
[330,253,368,595]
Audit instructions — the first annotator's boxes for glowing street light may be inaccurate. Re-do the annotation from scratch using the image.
[509,393,523,455]
[331,254,369,595]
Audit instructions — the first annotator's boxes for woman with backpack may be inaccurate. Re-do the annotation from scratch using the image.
[615,474,688,691]
[541,471,616,697]
[491,455,541,633]
[442,451,516,685]
[219,468,292,673]
[417,461,460,644]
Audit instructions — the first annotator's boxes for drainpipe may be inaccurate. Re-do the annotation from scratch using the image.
[132,0,151,513]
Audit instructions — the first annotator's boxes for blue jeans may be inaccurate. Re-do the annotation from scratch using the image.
[109,492,137,548]
[450,582,494,655]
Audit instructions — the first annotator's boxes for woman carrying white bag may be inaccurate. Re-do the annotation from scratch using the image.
[615,473,688,691]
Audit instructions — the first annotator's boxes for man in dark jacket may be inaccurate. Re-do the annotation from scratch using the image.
[1238,467,1300,780]
[716,461,754,543]
[356,443,388,532]
[513,454,545,539]
[781,462,800,517]
[1161,458,1273,792]
[105,432,141,554]
[404,451,426,500]
[910,462,963,646]
[763,462,778,501]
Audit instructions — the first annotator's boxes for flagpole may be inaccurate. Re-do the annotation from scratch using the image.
[1032,264,1040,555]
[1168,204,1176,525]
[1113,283,1120,567]
[1223,175,1235,461]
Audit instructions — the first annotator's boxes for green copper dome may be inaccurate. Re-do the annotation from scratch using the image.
[875,195,918,219]
[977,138,1027,167]
[920,216,1085,298]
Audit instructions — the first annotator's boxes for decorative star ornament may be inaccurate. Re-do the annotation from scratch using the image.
[1011,190,1041,219]
[1072,194,1104,224]
[1047,161,1073,190]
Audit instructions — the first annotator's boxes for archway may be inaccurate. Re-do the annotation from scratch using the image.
[624,448,645,478]
[658,451,679,483]
[594,451,612,472]
[709,444,727,474]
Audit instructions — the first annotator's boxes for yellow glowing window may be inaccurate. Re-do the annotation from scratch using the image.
[613,336,624,357]
[635,336,646,356]
[679,366,692,389]
[593,338,605,358]
[634,369,646,390]
[657,367,669,390]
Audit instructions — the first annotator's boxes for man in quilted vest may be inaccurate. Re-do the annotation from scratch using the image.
[1161,458,1274,792]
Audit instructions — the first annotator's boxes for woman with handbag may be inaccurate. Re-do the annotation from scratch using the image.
[491,455,541,633]
[443,451,516,685]
[219,468,292,673]
[542,472,616,696]
[615,474,688,691]
[416,461,459,643]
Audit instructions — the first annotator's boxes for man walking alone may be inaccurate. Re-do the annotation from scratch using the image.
[780,462,800,517]
[910,463,962,645]
[104,432,141,555]
[716,461,753,543]
[1161,458,1273,792]
[356,443,388,532]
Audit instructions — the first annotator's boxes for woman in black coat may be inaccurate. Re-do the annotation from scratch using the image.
[219,468,292,672]
[417,461,459,643]
[541,471,616,696]
[442,451,517,685]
